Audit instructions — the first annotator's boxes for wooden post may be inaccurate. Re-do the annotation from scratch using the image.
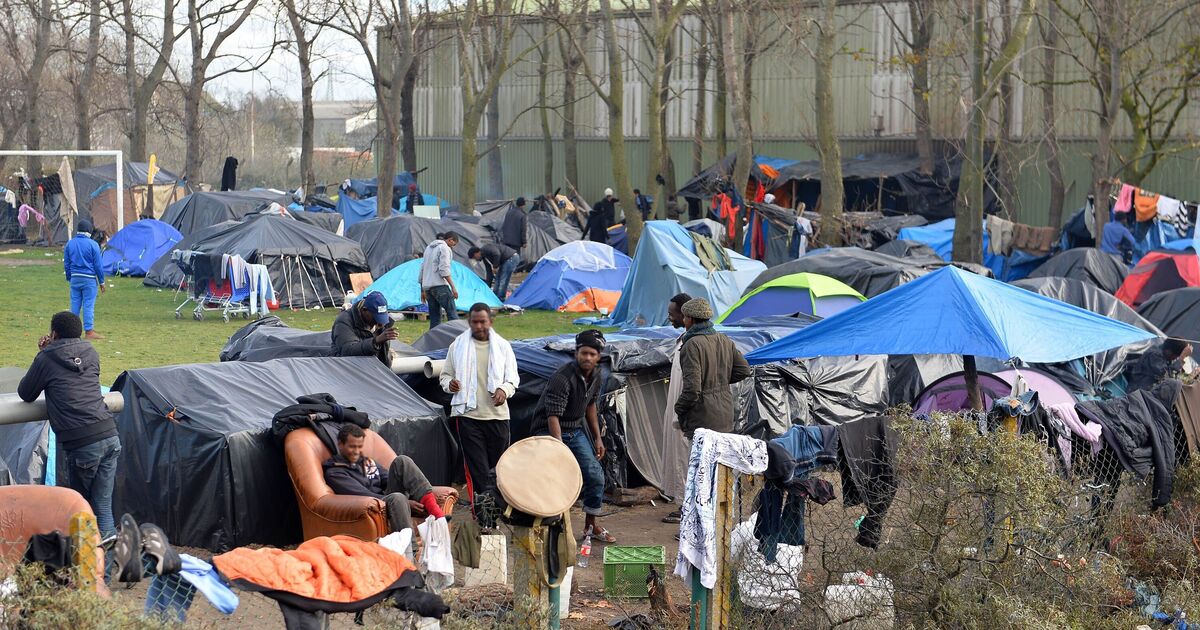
[963,354,984,411]
[689,464,736,630]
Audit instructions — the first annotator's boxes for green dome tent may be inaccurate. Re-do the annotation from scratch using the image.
[715,272,865,324]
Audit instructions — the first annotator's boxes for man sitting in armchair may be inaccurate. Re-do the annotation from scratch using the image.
[323,423,445,533]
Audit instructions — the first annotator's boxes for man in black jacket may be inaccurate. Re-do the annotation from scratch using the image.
[331,291,396,365]
[323,424,444,533]
[587,189,617,243]
[468,243,521,301]
[500,197,528,252]
[18,312,121,537]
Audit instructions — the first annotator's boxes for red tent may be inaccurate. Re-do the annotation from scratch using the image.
[1116,251,1200,307]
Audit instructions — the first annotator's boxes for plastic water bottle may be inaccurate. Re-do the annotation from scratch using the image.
[578,527,593,568]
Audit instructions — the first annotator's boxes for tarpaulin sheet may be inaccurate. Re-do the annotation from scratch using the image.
[748,265,1157,364]
[1028,248,1128,295]
[746,248,928,298]
[101,219,181,276]
[346,214,493,279]
[160,190,291,238]
[336,194,379,230]
[0,367,49,485]
[677,154,792,199]
[1138,288,1200,348]
[112,356,453,551]
[343,173,418,199]
[219,316,419,362]
[289,209,342,235]
[360,259,500,311]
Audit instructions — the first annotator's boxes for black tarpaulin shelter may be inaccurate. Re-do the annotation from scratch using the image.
[768,154,999,220]
[477,202,581,270]
[1138,288,1200,351]
[289,209,342,235]
[112,356,453,551]
[0,201,24,244]
[219,316,421,363]
[73,161,189,237]
[1028,248,1128,295]
[160,190,292,237]
[747,248,930,298]
[346,214,494,279]
[0,367,50,485]
[875,238,938,259]
[144,213,368,308]
[677,154,777,200]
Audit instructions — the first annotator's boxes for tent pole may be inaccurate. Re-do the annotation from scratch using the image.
[963,354,983,411]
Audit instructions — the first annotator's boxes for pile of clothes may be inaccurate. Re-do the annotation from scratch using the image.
[986,215,1059,256]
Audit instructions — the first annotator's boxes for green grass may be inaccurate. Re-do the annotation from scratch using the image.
[0,247,588,385]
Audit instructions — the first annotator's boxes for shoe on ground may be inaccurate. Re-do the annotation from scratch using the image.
[85,330,104,340]
[661,510,681,524]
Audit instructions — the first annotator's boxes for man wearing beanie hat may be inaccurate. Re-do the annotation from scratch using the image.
[530,329,616,542]
[64,219,106,339]
[674,298,751,438]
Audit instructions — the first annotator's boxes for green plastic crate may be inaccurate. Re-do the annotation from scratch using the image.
[602,545,666,598]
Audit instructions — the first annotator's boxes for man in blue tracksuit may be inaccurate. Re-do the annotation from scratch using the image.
[64,219,106,339]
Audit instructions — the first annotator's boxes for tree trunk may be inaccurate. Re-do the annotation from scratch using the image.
[74,0,102,161]
[460,119,480,213]
[953,0,987,265]
[1091,26,1120,240]
[298,61,316,194]
[719,0,751,249]
[183,64,207,183]
[692,23,709,174]
[713,21,728,157]
[646,27,668,216]
[25,0,53,175]
[1042,3,1065,227]
[538,35,554,193]
[559,31,581,189]
[599,0,641,250]
[995,73,1016,218]
[660,27,677,200]
[400,57,419,173]
[815,0,844,246]
[377,125,400,218]
[909,0,935,174]
[486,85,503,199]
[123,0,175,163]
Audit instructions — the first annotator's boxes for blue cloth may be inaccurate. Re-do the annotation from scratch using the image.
[1101,221,1138,256]
[178,553,239,614]
[337,194,382,230]
[64,233,104,283]
[746,265,1157,365]
[773,425,839,479]
[426,285,458,329]
[506,242,631,311]
[494,253,520,302]
[101,219,182,276]
[69,276,98,332]
[361,258,499,312]
[561,429,604,515]
[65,435,120,537]
[898,218,1009,278]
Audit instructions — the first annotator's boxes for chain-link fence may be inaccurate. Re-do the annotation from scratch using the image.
[697,411,1200,630]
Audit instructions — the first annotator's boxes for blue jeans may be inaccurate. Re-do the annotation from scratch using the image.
[562,429,605,516]
[493,254,520,301]
[66,435,121,537]
[69,276,98,331]
[426,285,458,329]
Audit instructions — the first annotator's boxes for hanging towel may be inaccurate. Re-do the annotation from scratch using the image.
[1134,189,1161,222]
[440,329,519,417]
[986,215,1016,255]
[416,516,454,592]
[1114,184,1136,214]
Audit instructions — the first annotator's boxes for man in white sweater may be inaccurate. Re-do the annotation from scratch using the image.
[439,303,520,509]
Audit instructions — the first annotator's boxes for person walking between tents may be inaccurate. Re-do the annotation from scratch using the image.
[661,293,692,524]
[439,303,519,511]
[420,232,460,329]
[331,291,396,365]
[500,197,528,253]
[675,298,752,437]
[323,423,444,534]
[469,243,521,302]
[587,189,617,243]
[64,219,106,339]
[530,329,616,543]
[18,312,122,537]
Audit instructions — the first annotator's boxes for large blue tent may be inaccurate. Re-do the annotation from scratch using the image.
[101,219,182,276]
[507,241,632,311]
[603,221,766,328]
[746,265,1157,364]
[360,259,501,312]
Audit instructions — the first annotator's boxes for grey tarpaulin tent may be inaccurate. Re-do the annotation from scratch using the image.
[747,248,930,298]
[345,214,494,279]
[112,356,454,551]
[0,367,50,486]
[160,190,292,237]
[219,316,421,362]
[1027,248,1129,295]
[477,202,582,271]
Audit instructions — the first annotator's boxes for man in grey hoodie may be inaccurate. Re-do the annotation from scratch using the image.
[18,311,121,537]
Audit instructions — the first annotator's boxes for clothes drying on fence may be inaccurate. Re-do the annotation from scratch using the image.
[1010,223,1058,255]
[1134,189,1161,223]
[1115,184,1136,214]
[986,215,1016,255]
[1156,196,1191,235]
[837,416,898,549]
[247,264,275,316]
[1047,401,1103,472]
[674,428,768,589]
[755,425,841,562]
[147,553,240,621]
[1075,379,1181,508]
[17,204,43,227]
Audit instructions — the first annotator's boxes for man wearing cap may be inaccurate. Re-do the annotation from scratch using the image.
[675,298,752,438]
[331,290,397,365]
[420,232,460,329]
[500,197,528,253]
[531,329,615,542]
[587,189,617,243]
[64,219,106,339]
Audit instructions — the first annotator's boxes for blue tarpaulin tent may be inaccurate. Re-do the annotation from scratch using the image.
[360,259,501,312]
[337,195,380,230]
[746,265,1156,364]
[343,173,418,199]
[101,219,182,276]
[397,194,450,213]
[507,241,632,311]
[898,218,1048,281]
[603,221,766,328]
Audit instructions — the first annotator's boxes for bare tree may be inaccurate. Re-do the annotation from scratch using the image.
[690,13,709,174]
[0,0,58,173]
[813,0,844,245]
[121,0,182,162]
[535,18,555,193]
[1039,2,1065,227]
[280,0,323,195]
[718,0,752,248]
[555,1,589,190]
[883,0,937,175]
[60,0,103,160]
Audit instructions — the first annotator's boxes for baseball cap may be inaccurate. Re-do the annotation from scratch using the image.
[361,291,391,325]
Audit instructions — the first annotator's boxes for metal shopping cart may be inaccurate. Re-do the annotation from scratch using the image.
[173,251,253,321]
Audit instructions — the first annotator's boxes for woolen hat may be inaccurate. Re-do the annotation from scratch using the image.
[575,329,606,352]
[604,188,614,197]
[682,297,714,320]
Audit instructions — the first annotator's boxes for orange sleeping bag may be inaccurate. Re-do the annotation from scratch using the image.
[213,535,417,603]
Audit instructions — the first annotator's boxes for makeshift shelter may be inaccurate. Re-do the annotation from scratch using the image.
[716,272,864,323]
[742,202,805,266]
[478,202,582,270]
[747,265,1157,365]
[101,219,182,276]
[912,368,1077,415]
[396,193,450,213]
[345,214,493,279]
[1028,248,1129,295]
[112,356,452,550]
[219,316,421,363]
[160,190,292,237]
[0,201,24,244]
[336,194,379,230]
[73,161,187,237]
[874,239,938,259]
[360,259,501,312]
[603,221,766,328]
[1116,251,1200,307]
[1138,288,1200,348]
[342,173,418,199]
[506,241,631,312]
[144,213,369,308]
[1060,203,1096,249]
[289,209,342,235]
[0,367,51,486]
[746,248,928,298]
[677,154,796,200]
[897,217,1047,281]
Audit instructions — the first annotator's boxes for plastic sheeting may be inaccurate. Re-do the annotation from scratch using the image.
[1028,248,1128,295]
[160,190,291,237]
[219,316,420,362]
[506,241,632,311]
[747,266,1158,365]
[0,367,50,485]
[477,203,582,271]
[747,248,928,298]
[101,219,182,276]
[343,173,418,199]
[112,356,454,551]
[677,154,790,199]
[346,215,493,278]
[361,259,501,311]
[1138,288,1200,348]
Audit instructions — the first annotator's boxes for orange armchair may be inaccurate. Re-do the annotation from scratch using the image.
[283,427,456,542]
[0,485,107,594]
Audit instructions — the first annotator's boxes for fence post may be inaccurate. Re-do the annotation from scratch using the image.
[690,464,735,630]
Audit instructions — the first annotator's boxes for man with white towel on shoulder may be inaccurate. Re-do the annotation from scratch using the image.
[439,303,520,510]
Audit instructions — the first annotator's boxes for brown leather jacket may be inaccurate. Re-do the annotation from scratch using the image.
[674,328,752,437]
